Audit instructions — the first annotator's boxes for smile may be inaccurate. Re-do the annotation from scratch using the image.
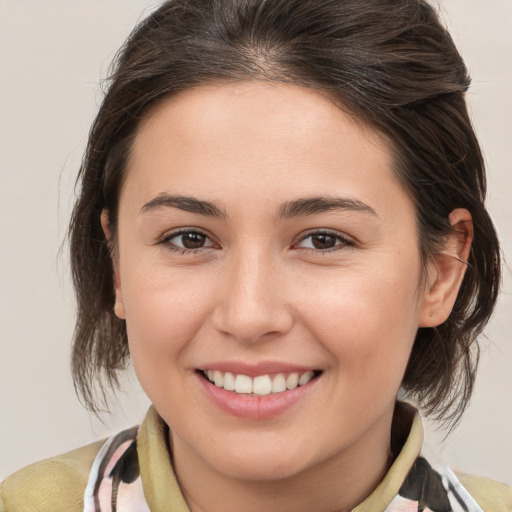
[200,369,320,395]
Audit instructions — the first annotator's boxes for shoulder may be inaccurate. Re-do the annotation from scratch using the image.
[457,472,512,512]
[0,439,104,512]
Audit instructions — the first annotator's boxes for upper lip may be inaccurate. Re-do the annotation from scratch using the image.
[197,361,320,377]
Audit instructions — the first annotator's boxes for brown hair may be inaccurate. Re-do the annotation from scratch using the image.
[69,0,501,426]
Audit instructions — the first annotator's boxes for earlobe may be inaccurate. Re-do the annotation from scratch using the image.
[418,208,473,328]
[100,209,126,320]
[113,295,126,320]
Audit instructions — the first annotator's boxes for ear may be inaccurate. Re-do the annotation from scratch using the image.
[100,209,126,320]
[418,208,473,327]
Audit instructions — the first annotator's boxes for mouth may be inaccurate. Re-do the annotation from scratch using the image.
[197,369,322,396]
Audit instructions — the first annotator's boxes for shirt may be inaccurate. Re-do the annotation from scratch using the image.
[2,404,511,511]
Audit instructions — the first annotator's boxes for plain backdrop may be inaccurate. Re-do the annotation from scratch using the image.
[0,0,511,485]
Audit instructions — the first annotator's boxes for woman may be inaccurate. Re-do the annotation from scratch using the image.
[1,0,510,510]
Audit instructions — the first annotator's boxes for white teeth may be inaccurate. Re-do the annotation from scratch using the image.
[299,371,315,386]
[223,372,235,391]
[203,370,318,395]
[271,373,287,393]
[234,374,253,394]
[213,370,224,387]
[286,373,299,390]
[253,375,272,395]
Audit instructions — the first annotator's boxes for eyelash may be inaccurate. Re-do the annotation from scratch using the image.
[157,228,355,255]
[157,228,214,256]
[296,230,355,253]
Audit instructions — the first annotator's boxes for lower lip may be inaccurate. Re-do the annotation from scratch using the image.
[197,372,318,420]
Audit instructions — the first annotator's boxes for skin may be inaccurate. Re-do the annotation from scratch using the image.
[102,81,472,512]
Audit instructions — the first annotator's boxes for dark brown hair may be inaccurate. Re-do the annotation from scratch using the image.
[69,0,501,426]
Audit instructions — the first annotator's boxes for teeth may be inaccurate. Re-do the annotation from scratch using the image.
[286,373,299,389]
[234,374,253,394]
[253,375,272,395]
[271,373,287,393]
[213,370,223,387]
[223,372,235,391]
[203,370,317,395]
[299,371,315,386]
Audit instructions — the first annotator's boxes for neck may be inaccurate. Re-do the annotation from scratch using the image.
[171,409,399,512]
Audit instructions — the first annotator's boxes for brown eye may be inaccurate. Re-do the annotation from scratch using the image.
[297,231,353,251]
[180,232,207,249]
[310,234,337,250]
[163,230,215,252]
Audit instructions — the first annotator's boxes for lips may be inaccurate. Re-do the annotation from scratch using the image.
[196,365,322,419]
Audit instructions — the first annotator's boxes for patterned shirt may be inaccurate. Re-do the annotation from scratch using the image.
[2,405,512,511]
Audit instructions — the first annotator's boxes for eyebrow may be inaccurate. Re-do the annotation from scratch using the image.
[140,194,377,219]
[277,196,378,219]
[141,195,227,218]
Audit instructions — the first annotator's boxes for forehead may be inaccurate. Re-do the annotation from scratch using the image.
[135,80,386,157]
[123,81,404,217]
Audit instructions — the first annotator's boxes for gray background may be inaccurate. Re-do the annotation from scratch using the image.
[1,0,511,485]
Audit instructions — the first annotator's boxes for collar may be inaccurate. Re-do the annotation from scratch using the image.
[137,403,424,512]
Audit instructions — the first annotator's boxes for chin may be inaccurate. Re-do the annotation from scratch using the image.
[206,440,315,482]
[219,459,305,482]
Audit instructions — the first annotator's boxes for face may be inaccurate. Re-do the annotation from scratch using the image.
[111,81,434,482]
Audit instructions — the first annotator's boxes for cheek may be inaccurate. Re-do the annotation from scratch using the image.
[120,262,216,369]
[299,262,421,376]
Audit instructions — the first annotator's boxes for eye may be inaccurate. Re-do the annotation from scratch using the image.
[160,229,215,253]
[296,231,354,251]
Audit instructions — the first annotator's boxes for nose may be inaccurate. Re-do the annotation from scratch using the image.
[211,249,294,344]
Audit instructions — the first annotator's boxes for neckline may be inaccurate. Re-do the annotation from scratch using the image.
[137,402,424,512]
